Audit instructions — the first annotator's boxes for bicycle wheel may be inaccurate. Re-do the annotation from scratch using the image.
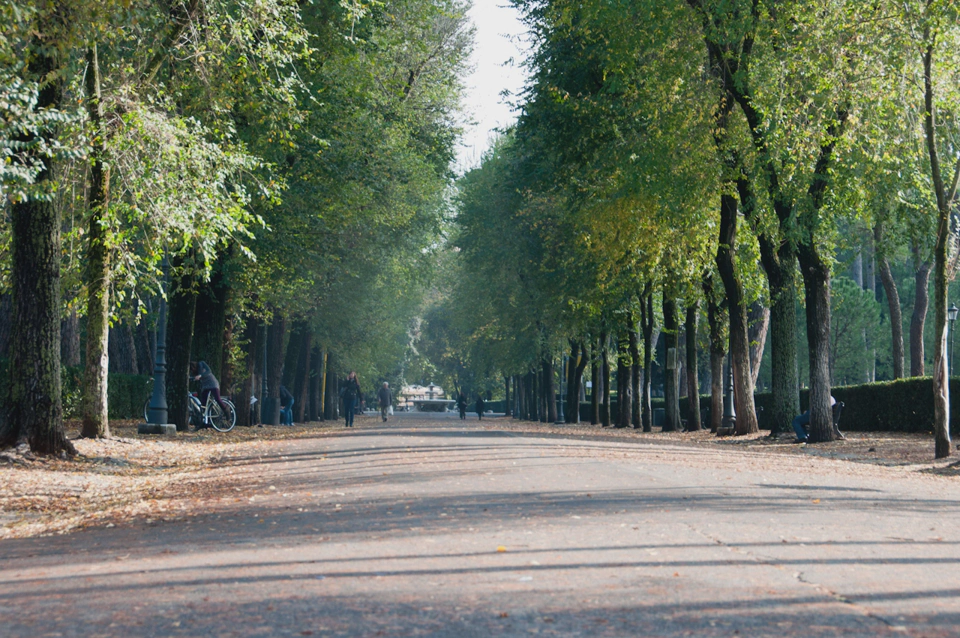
[210,400,236,432]
[143,398,150,423]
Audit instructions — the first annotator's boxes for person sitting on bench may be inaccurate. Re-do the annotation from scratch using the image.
[792,396,844,442]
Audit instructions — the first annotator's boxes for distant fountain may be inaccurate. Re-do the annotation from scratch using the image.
[399,383,455,412]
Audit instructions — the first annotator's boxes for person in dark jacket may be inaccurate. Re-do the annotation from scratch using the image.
[456,392,468,420]
[378,382,392,422]
[340,371,361,427]
[475,395,485,420]
[191,361,228,429]
[279,384,294,425]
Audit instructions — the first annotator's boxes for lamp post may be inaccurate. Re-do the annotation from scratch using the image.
[950,303,959,376]
[556,354,566,424]
[139,256,176,436]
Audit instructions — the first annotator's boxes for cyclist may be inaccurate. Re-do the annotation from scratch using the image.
[191,361,228,428]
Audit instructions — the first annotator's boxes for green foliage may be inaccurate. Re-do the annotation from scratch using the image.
[830,276,883,385]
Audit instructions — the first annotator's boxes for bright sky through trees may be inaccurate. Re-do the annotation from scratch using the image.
[457,0,529,171]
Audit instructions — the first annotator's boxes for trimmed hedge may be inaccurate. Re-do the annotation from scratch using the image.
[567,377,960,434]
[755,377,960,435]
[0,363,151,421]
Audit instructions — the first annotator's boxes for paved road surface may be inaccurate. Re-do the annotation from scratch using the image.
[2,413,959,637]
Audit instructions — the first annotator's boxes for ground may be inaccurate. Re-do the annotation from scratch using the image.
[1,414,959,636]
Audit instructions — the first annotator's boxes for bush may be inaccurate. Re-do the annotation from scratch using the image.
[755,377,960,435]
[575,378,960,434]
[0,363,146,420]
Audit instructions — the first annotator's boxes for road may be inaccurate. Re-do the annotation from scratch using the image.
[1,413,959,637]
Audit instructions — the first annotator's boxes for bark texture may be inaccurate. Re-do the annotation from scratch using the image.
[662,297,681,432]
[80,43,113,439]
[716,194,759,434]
[684,302,701,431]
[1,4,76,455]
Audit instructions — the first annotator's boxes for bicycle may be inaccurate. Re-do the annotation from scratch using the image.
[143,392,236,432]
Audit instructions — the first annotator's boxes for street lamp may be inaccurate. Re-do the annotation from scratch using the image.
[139,256,176,436]
[949,303,959,376]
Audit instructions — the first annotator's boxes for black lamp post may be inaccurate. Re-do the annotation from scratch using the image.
[139,256,176,435]
[556,354,566,424]
[950,303,959,376]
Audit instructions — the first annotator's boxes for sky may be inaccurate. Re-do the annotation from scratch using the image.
[455,1,530,173]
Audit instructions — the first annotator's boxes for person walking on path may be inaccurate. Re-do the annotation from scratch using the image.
[340,371,361,428]
[378,382,392,422]
[191,361,228,429]
[457,392,468,420]
[475,395,485,421]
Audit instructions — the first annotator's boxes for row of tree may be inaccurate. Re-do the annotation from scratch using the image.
[0,0,471,454]
[440,0,960,457]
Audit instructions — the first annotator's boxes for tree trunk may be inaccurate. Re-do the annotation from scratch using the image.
[922,40,954,458]
[911,246,931,377]
[0,295,12,360]
[641,290,656,432]
[323,352,338,420]
[747,302,770,387]
[629,327,641,428]
[662,296,681,432]
[716,194,759,434]
[590,348,600,425]
[703,274,727,433]
[875,223,904,379]
[543,357,557,423]
[293,326,311,423]
[310,348,323,421]
[798,243,835,442]
[266,317,286,426]
[616,334,631,428]
[165,260,197,432]
[504,374,511,417]
[80,43,113,440]
[518,374,526,420]
[600,330,611,427]
[685,302,702,431]
[0,23,74,453]
[757,236,801,435]
[61,309,81,367]
[565,341,578,422]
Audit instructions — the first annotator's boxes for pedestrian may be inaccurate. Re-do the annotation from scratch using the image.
[475,394,485,420]
[456,392,467,420]
[378,381,392,422]
[190,361,228,430]
[792,395,843,442]
[340,371,361,428]
[279,384,294,425]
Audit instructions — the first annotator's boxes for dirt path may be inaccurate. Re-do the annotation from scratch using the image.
[1,414,959,636]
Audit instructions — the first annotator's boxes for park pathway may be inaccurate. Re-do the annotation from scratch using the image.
[1,413,959,637]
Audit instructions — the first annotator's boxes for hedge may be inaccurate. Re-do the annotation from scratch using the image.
[0,362,151,421]
[564,377,960,434]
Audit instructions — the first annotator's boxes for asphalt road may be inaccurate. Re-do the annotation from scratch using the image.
[2,413,959,637]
